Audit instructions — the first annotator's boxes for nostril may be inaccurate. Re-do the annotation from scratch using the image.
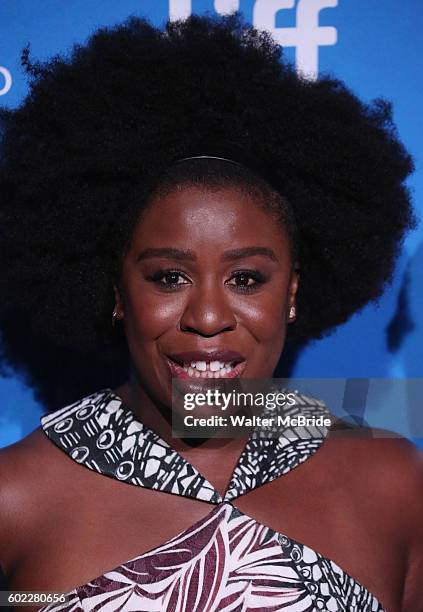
[178,323,235,336]
[178,302,237,336]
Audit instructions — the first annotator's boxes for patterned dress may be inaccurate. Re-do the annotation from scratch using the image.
[39,389,384,611]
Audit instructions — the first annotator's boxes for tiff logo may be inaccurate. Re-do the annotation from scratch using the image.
[169,0,338,80]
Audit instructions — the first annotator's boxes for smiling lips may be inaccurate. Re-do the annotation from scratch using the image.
[166,350,246,379]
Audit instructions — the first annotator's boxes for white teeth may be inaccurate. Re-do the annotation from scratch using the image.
[210,360,222,372]
[195,361,207,371]
[187,360,228,371]
[180,359,239,377]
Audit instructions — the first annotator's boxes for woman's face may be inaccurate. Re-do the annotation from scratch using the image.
[114,184,298,408]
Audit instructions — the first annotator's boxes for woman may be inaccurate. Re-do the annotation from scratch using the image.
[0,13,421,612]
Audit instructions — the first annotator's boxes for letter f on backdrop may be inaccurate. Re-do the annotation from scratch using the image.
[253,0,338,79]
[169,0,337,80]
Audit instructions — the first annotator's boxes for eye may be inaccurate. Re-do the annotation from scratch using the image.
[148,270,191,289]
[226,270,266,292]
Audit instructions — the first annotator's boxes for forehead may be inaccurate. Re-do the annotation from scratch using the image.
[130,185,289,254]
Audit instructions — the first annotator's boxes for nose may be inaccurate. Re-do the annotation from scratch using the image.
[179,283,237,337]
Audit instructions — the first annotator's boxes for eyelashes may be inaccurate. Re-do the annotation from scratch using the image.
[146,269,267,293]
[226,270,267,292]
[148,270,190,288]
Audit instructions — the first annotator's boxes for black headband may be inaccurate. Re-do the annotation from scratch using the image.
[172,146,283,197]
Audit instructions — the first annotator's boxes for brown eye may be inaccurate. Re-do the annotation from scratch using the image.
[148,269,191,289]
[229,273,255,287]
[162,272,186,285]
[226,270,266,292]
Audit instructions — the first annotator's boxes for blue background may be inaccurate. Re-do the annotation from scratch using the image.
[0,0,422,447]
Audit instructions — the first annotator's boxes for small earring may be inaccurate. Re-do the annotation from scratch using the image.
[112,307,120,327]
[289,306,296,320]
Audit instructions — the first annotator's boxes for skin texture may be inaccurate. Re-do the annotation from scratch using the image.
[0,185,422,612]
[112,185,298,445]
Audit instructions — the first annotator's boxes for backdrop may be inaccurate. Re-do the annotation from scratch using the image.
[1,0,422,447]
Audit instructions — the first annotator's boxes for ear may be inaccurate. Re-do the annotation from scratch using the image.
[113,283,125,319]
[287,264,300,323]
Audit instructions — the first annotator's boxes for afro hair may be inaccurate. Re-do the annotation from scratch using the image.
[0,13,416,409]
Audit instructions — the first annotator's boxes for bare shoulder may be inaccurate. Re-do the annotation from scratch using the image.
[0,427,54,487]
[368,434,423,612]
[0,428,64,572]
[326,426,423,610]
[370,434,423,612]
[325,424,423,504]
[327,424,423,485]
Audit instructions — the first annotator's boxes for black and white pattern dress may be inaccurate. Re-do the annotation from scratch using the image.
[39,389,385,611]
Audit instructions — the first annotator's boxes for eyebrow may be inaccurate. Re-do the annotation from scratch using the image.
[221,247,278,262]
[137,248,196,262]
[136,246,278,262]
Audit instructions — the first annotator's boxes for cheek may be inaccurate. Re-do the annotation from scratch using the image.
[237,290,288,341]
[123,287,185,342]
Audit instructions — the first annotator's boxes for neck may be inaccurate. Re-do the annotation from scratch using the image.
[113,375,251,456]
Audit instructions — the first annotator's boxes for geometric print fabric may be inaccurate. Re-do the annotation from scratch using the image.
[39,389,384,611]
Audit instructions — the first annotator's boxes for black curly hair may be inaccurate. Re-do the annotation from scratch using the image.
[0,13,416,410]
